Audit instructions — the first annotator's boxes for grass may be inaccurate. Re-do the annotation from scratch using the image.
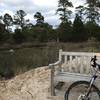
[0,41,100,76]
[0,44,59,75]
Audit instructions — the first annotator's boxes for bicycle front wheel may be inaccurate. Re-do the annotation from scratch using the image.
[65,81,100,100]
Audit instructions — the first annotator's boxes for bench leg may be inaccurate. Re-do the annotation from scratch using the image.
[51,67,55,96]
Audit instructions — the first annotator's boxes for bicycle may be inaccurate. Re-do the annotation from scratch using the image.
[65,55,100,100]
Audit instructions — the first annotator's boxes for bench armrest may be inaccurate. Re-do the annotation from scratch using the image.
[49,60,61,68]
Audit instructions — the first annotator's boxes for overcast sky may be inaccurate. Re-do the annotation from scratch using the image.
[0,0,85,27]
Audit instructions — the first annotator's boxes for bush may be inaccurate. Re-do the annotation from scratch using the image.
[0,51,14,79]
[0,67,14,79]
[13,29,25,44]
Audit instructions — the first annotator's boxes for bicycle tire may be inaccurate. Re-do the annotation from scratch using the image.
[65,81,100,100]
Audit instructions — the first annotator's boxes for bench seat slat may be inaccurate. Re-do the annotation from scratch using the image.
[54,72,100,87]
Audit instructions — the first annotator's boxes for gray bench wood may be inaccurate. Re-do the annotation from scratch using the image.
[49,49,100,96]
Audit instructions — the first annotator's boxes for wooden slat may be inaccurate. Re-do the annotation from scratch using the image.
[61,52,95,57]
[49,61,61,67]
[69,56,73,72]
[59,49,62,61]
[64,55,67,63]
[80,56,84,73]
[49,50,100,96]
[54,72,100,86]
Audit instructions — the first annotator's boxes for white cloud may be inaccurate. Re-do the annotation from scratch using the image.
[72,0,86,7]
[0,0,85,26]
[45,15,60,26]
[2,10,14,16]
[33,0,58,7]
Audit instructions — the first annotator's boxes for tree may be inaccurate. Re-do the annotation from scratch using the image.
[56,0,73,42]
[0,23,5,42]
[26,23,33,29]
[34,12,44,25]
[85,0,100,23]
[75,0,100,23]
[57,21,72,42]
[94,26,100,41]
[13,29,25,43]
[56,0,73,24]
[14,10,28,29]
[31,23,52,42]
[34,12,53,42]
[72,14,88,42]
[0,16,3,23]
[0,14,11,43]
[75,6,85,20]
[75,0,100,40]
[3,13,13,31]
[85,21,99,39]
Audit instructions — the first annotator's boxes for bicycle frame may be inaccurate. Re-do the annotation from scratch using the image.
[65,56,100,100]
[86,74,98,97]
[85,55,100,97]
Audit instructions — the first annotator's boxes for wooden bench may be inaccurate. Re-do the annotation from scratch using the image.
[49,49,100,96]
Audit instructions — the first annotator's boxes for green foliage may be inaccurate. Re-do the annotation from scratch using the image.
[87,23,100,41]
[85,21,99,38]
[57,0,73,23]
[58,21,73,42]
[34,12,44,25]
[0,42,100,76]
[13,29,25,44]
[0,46,59,75]
[32,25,49,42]
[75,6,85,20]
[0,66,14,79]
[78,0,100,23]
[0,23,5,41]
[72,14,88,42]
[0,6,100,44]
[94,30,100,41]
[58,0,73,7]
[14,10,28,29]
[12,22,55,43]
[0,51,14,79]
[3,13,13,31]
[0,23,11,43]
[21,26,35,42]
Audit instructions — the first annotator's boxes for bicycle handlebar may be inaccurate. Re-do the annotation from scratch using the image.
[91,55,100,70]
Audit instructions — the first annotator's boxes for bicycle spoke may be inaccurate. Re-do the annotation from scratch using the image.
[65,81,100,100]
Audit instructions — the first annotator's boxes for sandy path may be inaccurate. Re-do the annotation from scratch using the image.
[0,67,53,100]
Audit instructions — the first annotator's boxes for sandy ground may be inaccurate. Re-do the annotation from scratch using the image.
[0,66,98,100]
[0,66,64,100]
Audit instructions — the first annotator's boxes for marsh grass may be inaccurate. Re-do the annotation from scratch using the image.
[0,45,59,75]
[0,41,99,76]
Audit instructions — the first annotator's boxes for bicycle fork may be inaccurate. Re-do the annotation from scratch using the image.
[85,75,97,99]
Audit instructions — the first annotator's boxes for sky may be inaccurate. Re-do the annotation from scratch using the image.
[0,0,85,27]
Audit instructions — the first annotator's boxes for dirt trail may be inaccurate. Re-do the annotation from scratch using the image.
[0,66,64,100]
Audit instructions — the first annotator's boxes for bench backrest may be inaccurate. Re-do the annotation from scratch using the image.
[58,49,100,74]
